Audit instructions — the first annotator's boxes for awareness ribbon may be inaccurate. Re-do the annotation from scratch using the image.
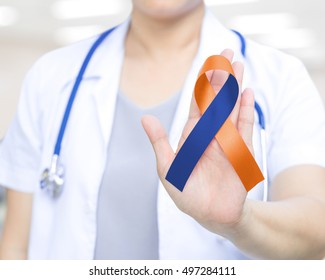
[165,55,264,192]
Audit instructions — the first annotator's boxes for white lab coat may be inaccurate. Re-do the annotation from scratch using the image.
[1,10,325,259]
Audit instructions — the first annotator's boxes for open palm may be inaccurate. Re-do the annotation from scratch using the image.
[142,50,255,235]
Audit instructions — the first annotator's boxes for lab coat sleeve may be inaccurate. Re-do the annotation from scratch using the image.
[267,57,325,181]
[0,60,43,193]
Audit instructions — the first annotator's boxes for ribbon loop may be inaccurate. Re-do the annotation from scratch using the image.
[166,55,264,192]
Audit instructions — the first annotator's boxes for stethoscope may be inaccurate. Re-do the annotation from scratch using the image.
[40,27,268,201]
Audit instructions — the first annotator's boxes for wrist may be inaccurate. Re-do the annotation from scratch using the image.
[219,199,254,242]
[197,198,253,242]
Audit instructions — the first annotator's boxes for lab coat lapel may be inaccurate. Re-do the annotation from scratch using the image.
[89,21,129,146]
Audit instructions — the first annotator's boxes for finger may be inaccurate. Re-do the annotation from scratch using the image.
[142,116,185,199]
[229,61,244,125]
[188,93,201,119]
[232,61,244,92]
[221,49,234,62]
[237,88,255,152]
[207,49,234,91]
[141,115,175,177]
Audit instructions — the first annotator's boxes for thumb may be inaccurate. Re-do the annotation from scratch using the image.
[141,115,175,177]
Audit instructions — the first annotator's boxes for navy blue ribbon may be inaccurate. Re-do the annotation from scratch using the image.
[165,74,239,191]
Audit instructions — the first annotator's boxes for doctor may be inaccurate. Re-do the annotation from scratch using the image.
[1,0,325,259]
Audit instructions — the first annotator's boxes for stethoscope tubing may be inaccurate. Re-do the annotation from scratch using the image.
[53,27,116,156]
[43,27,268,201]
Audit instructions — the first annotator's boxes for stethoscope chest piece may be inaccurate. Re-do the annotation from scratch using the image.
[40,155,64,198]
[39,28,116,199]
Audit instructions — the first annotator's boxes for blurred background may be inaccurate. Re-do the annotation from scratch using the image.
[0,0,325,229]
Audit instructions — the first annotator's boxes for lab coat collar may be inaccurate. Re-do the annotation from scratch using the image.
[81,8,243,80]
[199,9,244,63]
[82,18,130,79]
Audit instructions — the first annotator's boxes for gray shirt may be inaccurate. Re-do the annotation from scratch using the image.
[94,91,180,259]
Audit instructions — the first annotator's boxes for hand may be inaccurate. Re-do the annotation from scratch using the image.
[142,49,255,236]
